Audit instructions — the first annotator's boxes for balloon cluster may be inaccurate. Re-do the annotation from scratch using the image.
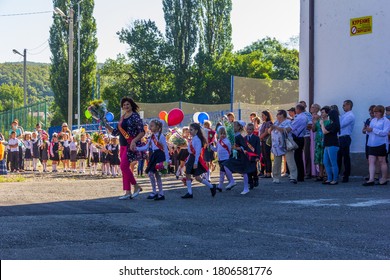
[193,112,209,124]
[85,109,114,122]
[158,108,184,126]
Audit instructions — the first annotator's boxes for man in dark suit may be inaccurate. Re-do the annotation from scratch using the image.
[245,123,261,189]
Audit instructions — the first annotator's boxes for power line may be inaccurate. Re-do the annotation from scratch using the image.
[0,11,52,17]
[28,39,49,51]
[28,44,50,56]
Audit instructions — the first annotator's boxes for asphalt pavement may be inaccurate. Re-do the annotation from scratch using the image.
[0,173,389,260]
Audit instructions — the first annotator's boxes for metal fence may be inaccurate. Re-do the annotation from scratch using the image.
[2,77,299,138]
[0,100,50,138]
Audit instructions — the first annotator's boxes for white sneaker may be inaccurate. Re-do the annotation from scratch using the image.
[118,194,131,200]
[272,179,281,184]
[225,182,237,190]
[240,190,250,195]
[131,184,142,198]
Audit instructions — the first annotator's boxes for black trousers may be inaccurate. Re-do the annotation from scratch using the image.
[337,135,351,178]
[293,136,305,181]
[10,151,19,171]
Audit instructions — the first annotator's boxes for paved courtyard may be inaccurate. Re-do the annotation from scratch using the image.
[0,173,389,260]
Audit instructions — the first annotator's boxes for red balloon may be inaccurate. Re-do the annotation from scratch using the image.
[167,108,184,126]
[159,111,168,121]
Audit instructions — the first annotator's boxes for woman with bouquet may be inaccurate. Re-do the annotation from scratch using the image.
[105,97,145,200]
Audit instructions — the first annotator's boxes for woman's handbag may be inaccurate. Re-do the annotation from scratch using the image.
[265,135,272,147]
[284,130,298,151]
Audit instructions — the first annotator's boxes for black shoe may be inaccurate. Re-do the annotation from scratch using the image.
[249,183,254,190]
[175,175,179,179]
[362,181,375,186]
[147,193,158,199]
[315,176,324,182]
[304,175,312,179]
[210,184,217,197]
[342,177,349,183]
[289,179,297,184]
[379,181,388,186]
[216,187,223,192]
[181,193,193,199]
[154,195,165,201]
[254,181,259,187]
[322,181,331,185]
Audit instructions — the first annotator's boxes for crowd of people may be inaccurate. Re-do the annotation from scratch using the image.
[0,97,389,200]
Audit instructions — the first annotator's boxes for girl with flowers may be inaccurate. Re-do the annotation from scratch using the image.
[136,119,170,201]
[104,97,145,200]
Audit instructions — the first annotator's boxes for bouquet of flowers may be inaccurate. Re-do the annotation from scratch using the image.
[155,162,168,174]
[91,131,105,148]
[169,130,187,147]
[88,99,108,125]
[72,127,85,142]
[222,119,235,146]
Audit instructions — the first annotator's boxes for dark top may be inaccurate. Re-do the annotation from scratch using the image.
[324,122,340,147]
[112,112,145,146]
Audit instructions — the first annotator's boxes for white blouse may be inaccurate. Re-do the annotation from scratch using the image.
[367,117,390,148]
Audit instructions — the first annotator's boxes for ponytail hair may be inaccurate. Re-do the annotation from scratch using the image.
[190,123,207,147]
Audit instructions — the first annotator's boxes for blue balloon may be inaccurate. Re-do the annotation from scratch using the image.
[105,112,114,122]
[198,112,209,124]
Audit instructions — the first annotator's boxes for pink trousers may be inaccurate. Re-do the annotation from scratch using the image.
[120,146,136,191]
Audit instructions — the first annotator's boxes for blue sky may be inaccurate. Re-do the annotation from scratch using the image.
[0,0,300,63]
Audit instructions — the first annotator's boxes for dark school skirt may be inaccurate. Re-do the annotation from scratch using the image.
[24,149,32,160]
[222,152,256,174]
[185,154,207,177]
[218,160,227,172]
[70,150,78,162]
[110,154,120,166]
[91,152,99,163]
[145,149,166,173]
[203,148,215,162]
[63,146,70,160]
[177,148,189,161]
[50,152,59,161]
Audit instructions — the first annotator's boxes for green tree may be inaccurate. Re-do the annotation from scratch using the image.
[199,0,232,56]
[117,19,173,102]
[163,0,200,101]
[0,83,24,111]
[239,37,299,80]
[193,0,233,103]
[0,62,53,104]
[49,0,98,126]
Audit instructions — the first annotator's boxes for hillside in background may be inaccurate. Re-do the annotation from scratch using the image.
[0,62,53,105]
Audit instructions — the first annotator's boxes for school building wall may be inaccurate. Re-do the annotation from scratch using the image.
[300,0,390,157]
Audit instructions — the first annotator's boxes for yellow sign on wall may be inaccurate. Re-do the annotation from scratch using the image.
[350,16,372,36]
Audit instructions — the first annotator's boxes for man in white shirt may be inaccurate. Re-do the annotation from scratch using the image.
[338,100,355,183]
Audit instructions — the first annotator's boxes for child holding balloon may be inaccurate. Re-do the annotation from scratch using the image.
[181,123,217,199]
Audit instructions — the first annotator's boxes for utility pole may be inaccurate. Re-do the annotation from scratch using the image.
[12,48,27,106]
[68,7,74,129]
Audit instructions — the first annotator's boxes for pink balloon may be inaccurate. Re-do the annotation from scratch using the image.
[167,108,184,126]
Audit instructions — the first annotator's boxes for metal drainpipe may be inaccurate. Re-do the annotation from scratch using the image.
[309,0,315,106]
